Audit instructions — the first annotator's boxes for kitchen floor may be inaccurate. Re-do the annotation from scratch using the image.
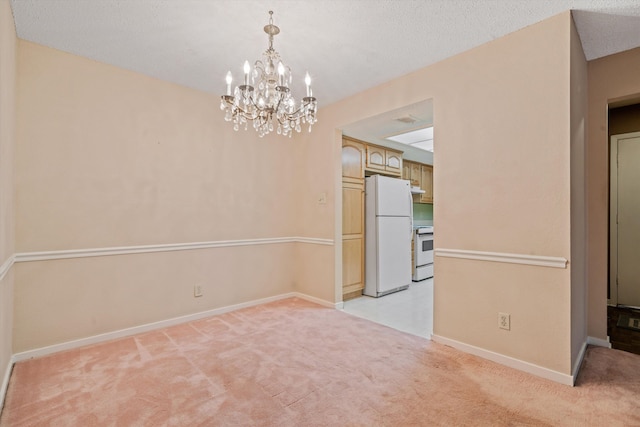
[341,278,434,339]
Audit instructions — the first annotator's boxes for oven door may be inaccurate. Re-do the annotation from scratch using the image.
[415,233,434,266]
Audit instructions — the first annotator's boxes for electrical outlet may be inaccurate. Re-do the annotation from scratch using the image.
[498,312,510,330]
[194,284,203,297]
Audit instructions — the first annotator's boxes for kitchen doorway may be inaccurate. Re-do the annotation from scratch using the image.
[340,100,434,338]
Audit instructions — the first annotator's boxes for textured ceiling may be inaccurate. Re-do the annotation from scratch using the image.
[8,0,640,158]
[10,0,640,109]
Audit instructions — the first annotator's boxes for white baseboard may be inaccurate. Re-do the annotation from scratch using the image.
[572,341,588,385]
[12,292,336,363]
[587,335,611,348]
[432,334,574,386]
[292,292,342,309]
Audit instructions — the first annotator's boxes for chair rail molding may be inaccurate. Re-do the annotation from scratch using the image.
[14,237,334,263]
[435,248,568,269]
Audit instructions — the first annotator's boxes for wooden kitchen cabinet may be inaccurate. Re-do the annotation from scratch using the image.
[342,137,366,300]
[420,164,433,203]
[342,138,365,184]
[410,163,421,186]
[403,160,420,186]
[385,150,402,175]
[365,144,402,176]
[402,162,411,182]
[342,182,364,300]
[365,145,386,172]
[404,160,433,204]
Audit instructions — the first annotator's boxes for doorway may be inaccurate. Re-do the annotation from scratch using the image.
[339,100,435,339]
[607,103,640,355]
[610,131,640,308]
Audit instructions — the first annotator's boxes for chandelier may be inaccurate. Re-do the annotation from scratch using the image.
[220,11,318,137]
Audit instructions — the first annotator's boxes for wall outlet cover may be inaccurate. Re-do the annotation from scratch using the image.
[498,312,510,330]
[194,284,203,297]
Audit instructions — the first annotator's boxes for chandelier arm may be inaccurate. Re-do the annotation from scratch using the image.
[220,11,317,137]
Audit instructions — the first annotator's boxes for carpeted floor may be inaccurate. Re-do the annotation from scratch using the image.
[2,297,640,426]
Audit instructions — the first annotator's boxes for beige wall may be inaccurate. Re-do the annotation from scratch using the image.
[0,0,16,386]
[6,7,598,379]
[16,42,301,251]
[14,245,296,351]
[587,46,640,340]
[569,16,588,367]
[310,12,577,374]
[13,41,308,351]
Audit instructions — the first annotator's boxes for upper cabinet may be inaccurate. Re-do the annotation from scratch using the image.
[365,144,402,177]
[420,164,433,203]
[342,138,366,183]
[410,162,421,187]
[403,160,433,204]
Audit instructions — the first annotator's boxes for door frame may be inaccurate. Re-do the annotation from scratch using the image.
[609,131,640,306]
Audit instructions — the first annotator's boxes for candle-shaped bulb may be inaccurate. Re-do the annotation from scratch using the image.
[225,71,232,95]
[278,62,285,86]
[243,60,250,85]
[305,72,311,97]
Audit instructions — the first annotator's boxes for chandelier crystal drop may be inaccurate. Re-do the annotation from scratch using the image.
[220,11,318,137]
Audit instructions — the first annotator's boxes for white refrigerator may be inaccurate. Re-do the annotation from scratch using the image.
[364,175,413,297]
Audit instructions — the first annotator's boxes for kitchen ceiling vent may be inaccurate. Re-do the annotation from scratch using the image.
[395,115,417,124]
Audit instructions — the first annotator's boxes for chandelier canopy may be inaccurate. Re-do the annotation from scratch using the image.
[220,11,318,137]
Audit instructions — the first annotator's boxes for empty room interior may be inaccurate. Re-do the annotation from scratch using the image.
[2,0,640,424]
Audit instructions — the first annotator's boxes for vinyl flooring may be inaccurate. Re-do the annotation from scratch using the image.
[607,305,640,355]
[341,278,433,339]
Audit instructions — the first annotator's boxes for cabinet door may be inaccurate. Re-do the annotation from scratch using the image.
[342,181,365,300]
[385,150,402,176]
[420,165,433,203]
[342,184,364,236]
[402,161,412,182]
[366,145,386,171]
[343,238,364,298]
[342,140,365,183]
[410,162,421,187]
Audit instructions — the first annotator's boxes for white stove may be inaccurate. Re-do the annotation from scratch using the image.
[413,226,434,281]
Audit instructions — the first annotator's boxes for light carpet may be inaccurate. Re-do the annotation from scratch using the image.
[1,297,639,426]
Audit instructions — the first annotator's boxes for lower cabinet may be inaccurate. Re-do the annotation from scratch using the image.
[342,237,364,300]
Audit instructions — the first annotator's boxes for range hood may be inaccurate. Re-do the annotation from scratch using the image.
[410,186,426,194]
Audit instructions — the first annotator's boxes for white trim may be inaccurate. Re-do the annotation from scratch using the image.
[435,248,568,269]
[587,335,612,348]
[294,237,334,246]
[292,292,340,309]
[11,292,337,362]
[572,341,588,385]
[0,255,14,282]
[14,237,334,263]
[1,359,12,412]
[432,334,574,386]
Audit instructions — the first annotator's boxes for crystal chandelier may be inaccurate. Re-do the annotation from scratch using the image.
[220,11,318,137]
